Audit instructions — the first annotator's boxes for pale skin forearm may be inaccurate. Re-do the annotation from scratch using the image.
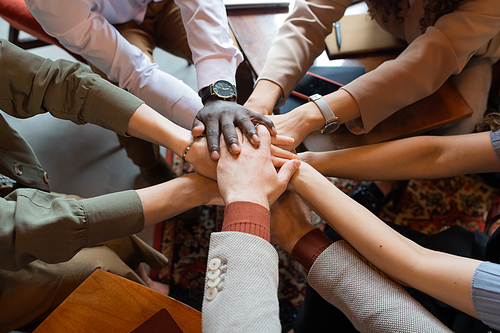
[301,131,500,180]
[246,79,361,149]
[244,79,284,115]
[126,103,191,158]
[126,103,217,179]
[137,173,220,228]
[289,163,482,318]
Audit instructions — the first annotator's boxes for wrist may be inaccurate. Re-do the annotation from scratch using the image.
[225,193,269,211]
[291,102,326,134]
[247,79,283,115]
[175,131,194,160]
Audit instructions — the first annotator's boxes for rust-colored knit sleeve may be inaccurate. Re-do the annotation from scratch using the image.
[222,201,270,242]
[292,228,333,271]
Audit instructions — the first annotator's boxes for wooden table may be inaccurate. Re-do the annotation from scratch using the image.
[34,269,201,333]
[227,5,473,151]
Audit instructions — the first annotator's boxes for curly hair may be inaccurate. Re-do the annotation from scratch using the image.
[366,0,465,32]
[476,112,500,132]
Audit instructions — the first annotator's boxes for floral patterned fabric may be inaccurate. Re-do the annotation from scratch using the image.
[153,150,500,314]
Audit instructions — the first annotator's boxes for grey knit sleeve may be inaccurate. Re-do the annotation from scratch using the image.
[308,240,452,333]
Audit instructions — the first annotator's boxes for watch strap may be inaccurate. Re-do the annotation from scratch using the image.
[309,94,338,126]
[200,85,213,104]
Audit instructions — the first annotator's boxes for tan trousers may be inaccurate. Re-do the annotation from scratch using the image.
[89,0,192,168]
[0,235,168,333]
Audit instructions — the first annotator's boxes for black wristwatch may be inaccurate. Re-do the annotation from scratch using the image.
[200,80,237,105]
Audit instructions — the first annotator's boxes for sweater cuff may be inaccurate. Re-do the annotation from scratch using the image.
[292,228,334,271]
[222,201,271,242]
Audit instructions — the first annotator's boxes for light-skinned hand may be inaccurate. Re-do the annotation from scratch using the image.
[216,125,301,210]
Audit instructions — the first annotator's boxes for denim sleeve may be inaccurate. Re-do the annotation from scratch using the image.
[490,130,500,161]
[471,261,500,330]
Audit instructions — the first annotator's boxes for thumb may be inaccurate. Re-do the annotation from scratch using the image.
[277,159,301,186]
[191,118,205,137]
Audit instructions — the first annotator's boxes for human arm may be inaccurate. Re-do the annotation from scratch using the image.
[0,172,219,272]
[253,0,350,111]
[201,126,299,332]
[269,192,452,332]
[250,0,500,135]
[300,131,500,180]
[288,163,482,318]
[0,39,217,179]
[174,0,276,160]
[335,0,500,134]
[25,0,203,129]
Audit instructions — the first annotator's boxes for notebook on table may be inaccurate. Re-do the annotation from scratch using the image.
[280,65,365,114]
[325,14,407,59]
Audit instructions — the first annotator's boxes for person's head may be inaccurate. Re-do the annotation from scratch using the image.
[366,0,465,32]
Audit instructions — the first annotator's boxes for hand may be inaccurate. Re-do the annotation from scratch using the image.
[183,135,218,180]
[191,100,277,161]
[270,191,316,253]
[270,135,299,168]
[216,125,301,210]
[267,108,318,151]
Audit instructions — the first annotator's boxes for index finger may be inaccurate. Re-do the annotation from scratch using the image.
[252,113,277,136]
[255,125,272,151]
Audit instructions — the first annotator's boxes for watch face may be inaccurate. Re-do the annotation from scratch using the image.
[213,80,235,98]
[321,122,340,135]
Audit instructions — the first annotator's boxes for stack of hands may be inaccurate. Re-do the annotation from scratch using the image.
[190,121,321,253]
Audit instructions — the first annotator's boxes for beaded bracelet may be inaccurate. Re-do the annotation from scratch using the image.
[182,136,202,160]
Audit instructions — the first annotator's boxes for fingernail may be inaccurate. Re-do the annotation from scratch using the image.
[211,151,219,160]
[251,134,259,144]
[230,143,239,153]
[272,126,278,135]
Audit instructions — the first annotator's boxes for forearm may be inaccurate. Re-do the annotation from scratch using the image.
[245,79,284,115]
[175,0,243,90]
[267,89,359,149]
[258,0,347,98]
[309,241,452,332]
[126,104,191,157]
[290,163,481,317]
[301,132,500,180]
[137,173,218,228]
[0,189,143,271]
[0,39,141,134]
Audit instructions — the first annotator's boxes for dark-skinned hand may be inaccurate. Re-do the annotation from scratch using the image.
[191,99,277,161]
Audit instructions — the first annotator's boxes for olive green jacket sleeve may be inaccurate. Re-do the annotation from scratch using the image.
[0,38,143,134]
[0,39,147,271]
[0,188,144,271]
[0,39,144,190]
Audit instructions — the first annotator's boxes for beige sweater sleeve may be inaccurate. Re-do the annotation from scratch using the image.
[343,0,500,133]
[308,240,452,332]
[259,0,500,133]
[258,0,352,103]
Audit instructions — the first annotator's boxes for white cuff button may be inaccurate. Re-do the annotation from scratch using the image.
[206,287,218,301]
[207,277,220,288]
[208,258,221,270]
[207,269,220,280]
